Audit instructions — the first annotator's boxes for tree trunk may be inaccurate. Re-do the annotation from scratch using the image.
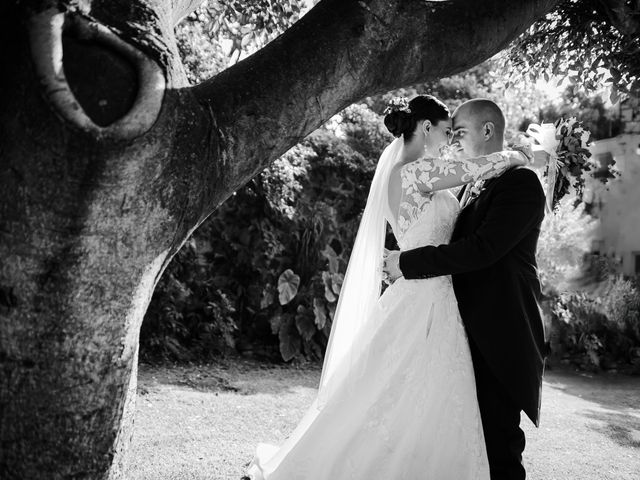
[0,3,203,478]
[0,0,557,478]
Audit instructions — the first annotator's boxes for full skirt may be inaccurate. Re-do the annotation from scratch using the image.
[247,276,489,480]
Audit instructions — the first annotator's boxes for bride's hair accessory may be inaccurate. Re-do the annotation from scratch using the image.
[383,95,449,141]
[383,96,412,115]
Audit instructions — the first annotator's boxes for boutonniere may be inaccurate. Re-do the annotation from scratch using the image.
[467,180,486,204]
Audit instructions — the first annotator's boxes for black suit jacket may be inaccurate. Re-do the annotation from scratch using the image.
[399,166,546,425]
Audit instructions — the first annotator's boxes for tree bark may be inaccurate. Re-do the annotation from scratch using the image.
[0,0,557,478]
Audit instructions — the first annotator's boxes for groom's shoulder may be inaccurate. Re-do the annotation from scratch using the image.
[498,166,541,186]
[492,166,544,196]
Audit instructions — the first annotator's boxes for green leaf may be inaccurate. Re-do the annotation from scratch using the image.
[278,269,300,305]
[241,31,253,48]
[331,273,343,295]
[321,245,339,273]
[295,308,316,341]
[313,298,327,329]
[260,284,275,309]
[278,317,301,362]
[609,86,620,104]
[322,271,336,302]
[269,313,282,335]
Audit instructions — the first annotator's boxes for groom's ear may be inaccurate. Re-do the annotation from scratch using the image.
[482,121,495,140]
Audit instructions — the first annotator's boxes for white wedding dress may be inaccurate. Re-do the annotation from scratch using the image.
[246,150,493,479]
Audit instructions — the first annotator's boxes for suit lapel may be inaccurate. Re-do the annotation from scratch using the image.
[460,182,480,211]
[461,174,502,211]
[457,185,467,203]
[458,184,473,209]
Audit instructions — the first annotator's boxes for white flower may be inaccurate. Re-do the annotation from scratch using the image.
[467,180,486,202]
[384,96,411,115]
[580,130,590,145]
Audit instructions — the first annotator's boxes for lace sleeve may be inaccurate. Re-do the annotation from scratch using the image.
[401,149,530,193]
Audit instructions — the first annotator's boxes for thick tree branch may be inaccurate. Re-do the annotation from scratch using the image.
[191,0,558,209]
[170,0,204,25]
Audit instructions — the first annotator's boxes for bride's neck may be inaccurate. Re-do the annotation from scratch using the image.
[400,144,424,165]
[401,145,438,165]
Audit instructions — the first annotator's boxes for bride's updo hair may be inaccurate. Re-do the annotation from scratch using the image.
[383,95,449,142]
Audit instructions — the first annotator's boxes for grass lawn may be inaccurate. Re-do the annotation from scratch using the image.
[128,359,640,480]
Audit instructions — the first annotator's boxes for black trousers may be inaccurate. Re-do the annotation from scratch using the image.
[468,338,526,480]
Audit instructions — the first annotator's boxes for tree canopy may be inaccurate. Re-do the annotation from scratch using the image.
[176,0,307,83]
[177,0,638,108]
[507,0,640,102]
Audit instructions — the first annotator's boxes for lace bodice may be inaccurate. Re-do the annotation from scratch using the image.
[388,163,461,251]
[386,148,531,251]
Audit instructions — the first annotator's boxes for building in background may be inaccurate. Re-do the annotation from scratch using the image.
[586,98,640,276]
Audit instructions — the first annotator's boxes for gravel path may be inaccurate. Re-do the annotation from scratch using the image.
[128,361,640,479]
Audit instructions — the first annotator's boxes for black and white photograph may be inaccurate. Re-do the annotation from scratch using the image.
[1,1,640,479]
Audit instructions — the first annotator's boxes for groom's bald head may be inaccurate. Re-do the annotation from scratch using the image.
[456,99,505,133]
[452,99,506,155]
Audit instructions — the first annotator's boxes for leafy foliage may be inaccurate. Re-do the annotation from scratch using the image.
[203,0,305,62]
[161,5,634,366]
[549,276,640,371]
[537,200,640,372]
[364,58,557,134]
[140,238,238,361]
[539,87,623,140]
[141,105,388,362]
[507,0,640,101]
[537,197,597,290]
[277,269,301,305]
[175,0,307,83]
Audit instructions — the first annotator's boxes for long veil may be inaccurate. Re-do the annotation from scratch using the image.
[317,137,403,408]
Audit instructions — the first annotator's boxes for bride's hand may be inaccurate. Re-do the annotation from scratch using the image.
[444,143,466,162]
[509,144,534,166]
[531,145,550,167]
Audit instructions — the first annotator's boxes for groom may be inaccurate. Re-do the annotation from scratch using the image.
[384,99,546,480]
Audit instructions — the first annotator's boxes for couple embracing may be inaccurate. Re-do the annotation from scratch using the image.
[246,96,547,480]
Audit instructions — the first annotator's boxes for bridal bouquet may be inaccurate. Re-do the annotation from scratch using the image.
[525,118,597,211]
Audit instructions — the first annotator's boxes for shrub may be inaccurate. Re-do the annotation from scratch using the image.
[140,238,238,361]
[548,275,640,371]
[141,105,389,362]
[536,197,640,372]
[536,197,597,292]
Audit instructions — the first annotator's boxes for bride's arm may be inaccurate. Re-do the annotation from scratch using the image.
[402,148,532,193]
[398,167,545,279]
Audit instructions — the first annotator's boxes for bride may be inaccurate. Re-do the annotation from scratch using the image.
[245,95,531,480]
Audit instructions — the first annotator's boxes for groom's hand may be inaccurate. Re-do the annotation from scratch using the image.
[382,250,403,284]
